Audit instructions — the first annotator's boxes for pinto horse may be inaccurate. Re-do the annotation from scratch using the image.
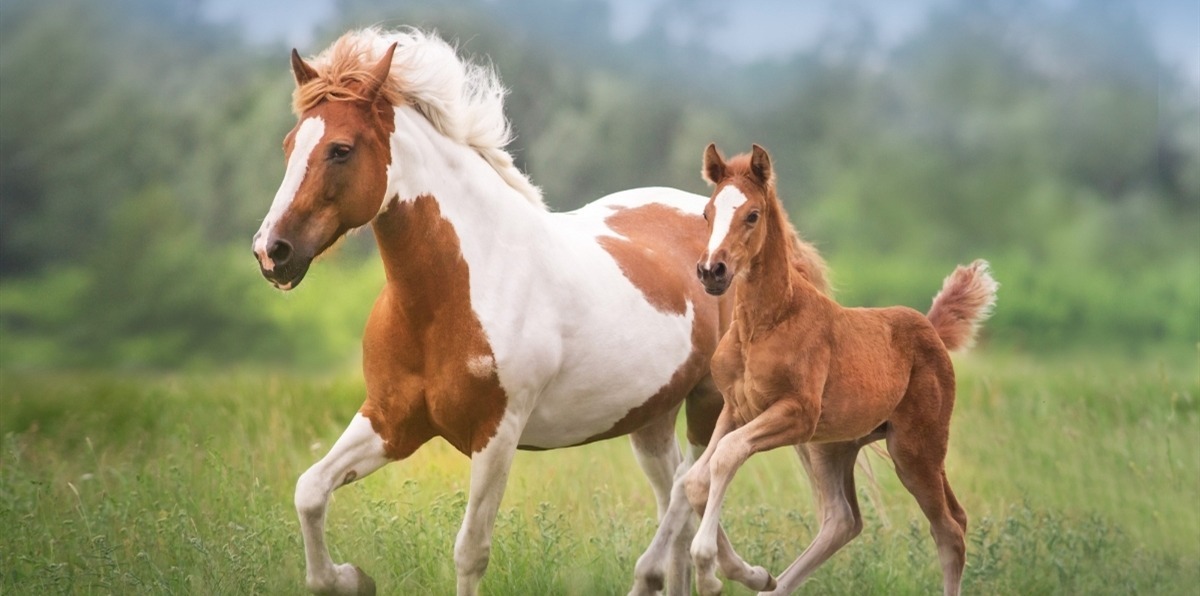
[675,144,997,596]
[251,29,830,596]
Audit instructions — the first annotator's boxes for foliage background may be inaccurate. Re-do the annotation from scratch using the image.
[1,1,1197,594]
[0,0,1196,368]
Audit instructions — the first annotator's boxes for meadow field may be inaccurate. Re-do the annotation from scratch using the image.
[1,349,1196,595]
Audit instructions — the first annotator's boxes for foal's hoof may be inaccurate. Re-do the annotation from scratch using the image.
[742,565,775,592]
[761,573,777,592]
[696,575,723,596]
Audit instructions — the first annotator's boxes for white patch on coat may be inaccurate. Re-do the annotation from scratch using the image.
[384,106,699,449]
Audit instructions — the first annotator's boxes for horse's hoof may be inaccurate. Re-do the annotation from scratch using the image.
[352,566,376,596]
[630,574,664,594]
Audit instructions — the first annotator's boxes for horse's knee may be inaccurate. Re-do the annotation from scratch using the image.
[454,536,491,579]
[295,468,327,519]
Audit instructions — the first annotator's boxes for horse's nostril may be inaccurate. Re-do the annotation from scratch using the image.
[713,262,726,278]
[696,263,706,279]
[268,239,293,265]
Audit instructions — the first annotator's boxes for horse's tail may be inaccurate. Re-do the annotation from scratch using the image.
[926,259,998,352]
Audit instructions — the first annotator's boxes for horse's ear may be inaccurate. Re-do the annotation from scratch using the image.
[702,143,727,186]
[750,144,773,185]
[291,49,319,86]
[364,43,398,101]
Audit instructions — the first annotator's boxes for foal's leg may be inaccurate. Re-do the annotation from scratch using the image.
[765,441,864,595]
[689,401,813,596]
[296,413,393,596]
[454,411,525,596]
[628,408,693,596]
[887,389,966,596]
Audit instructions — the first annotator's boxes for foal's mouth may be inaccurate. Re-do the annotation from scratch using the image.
[701,279,731,296]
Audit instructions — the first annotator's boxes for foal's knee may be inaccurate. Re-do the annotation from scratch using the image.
[683,468,710,514]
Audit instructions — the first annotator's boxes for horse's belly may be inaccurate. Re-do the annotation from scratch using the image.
[515,308,695,449]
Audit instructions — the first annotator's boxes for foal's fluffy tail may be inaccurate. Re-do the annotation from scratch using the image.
[926,259,998,352]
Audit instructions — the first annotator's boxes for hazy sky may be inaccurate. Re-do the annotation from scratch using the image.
[201,0,1199,84]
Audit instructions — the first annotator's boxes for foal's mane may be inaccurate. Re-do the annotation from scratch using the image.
[293,27,544,208]
[724,155,832,297]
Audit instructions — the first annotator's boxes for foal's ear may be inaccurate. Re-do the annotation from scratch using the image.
[750,144,773,185]
[702,143,727,186]
[364,43,399,101]
[291,49,320,86]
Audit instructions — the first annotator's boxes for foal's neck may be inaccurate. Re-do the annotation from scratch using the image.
[736,193,805,332]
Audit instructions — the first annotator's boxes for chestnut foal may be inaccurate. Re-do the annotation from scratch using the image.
[685,144,997,596]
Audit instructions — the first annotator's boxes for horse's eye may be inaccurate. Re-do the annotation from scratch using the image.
[703,210,709,222]
[746,211,760,224]
[329,144,353,162]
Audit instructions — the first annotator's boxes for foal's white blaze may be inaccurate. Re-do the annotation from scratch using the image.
[704,185,748,266]
[253,116,327,262]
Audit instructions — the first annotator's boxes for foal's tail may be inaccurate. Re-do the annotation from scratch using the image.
[926,259,998,352]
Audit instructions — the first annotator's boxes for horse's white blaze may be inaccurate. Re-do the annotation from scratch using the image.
[386,106,698,448]
[704,185,748,266]
[253,116,326,261]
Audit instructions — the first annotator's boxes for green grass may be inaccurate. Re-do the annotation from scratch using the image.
[1,350,1197,594]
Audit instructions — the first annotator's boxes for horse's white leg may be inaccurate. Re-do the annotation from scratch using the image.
[763,442,863,595]
[628,409,693,596]
[454,412,524,596]
[296,413,391,596]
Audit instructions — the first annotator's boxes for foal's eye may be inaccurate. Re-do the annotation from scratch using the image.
[746,211,760,224]
[328,144,353,162]
[703,211,709,222]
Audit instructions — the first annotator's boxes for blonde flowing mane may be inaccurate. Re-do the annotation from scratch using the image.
[293,27,544,207]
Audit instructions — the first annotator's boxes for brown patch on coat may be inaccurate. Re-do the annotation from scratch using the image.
[358,195,508,457]
[579,203,725,443]
[597,203,704,315]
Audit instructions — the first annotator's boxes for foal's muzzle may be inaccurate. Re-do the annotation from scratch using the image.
[696,261,731,296]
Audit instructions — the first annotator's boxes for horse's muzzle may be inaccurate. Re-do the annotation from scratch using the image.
[253,237,312,290]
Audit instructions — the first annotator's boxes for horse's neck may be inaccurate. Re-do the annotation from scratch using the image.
[380,106,548,268]
[372,105,555,326]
